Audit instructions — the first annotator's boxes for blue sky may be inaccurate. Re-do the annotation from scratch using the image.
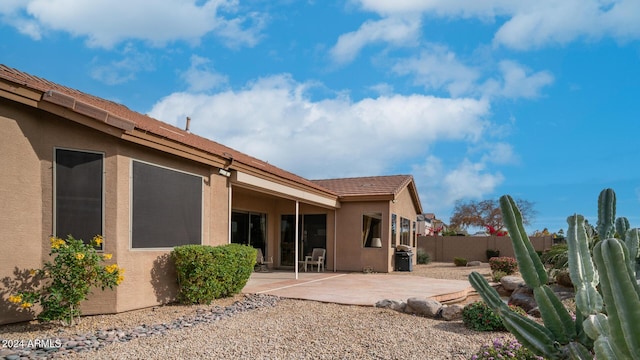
[2,1,640,234]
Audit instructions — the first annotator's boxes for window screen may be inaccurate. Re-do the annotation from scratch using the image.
[132,161,202,248]
[55,149,103,247]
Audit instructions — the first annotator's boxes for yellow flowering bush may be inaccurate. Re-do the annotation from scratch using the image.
[9,235,123,325]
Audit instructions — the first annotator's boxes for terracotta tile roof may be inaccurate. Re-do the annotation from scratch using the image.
[0,64,335,196]
[311,175,414,197]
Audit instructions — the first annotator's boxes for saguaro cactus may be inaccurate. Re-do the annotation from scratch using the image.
[469,189,640,359]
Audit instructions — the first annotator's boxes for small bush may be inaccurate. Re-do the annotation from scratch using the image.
[470,337,545,359]
[462,301,526,332]
[454,257,468,266]
[492,270,508,282]
[172,244,256,304]
[489,256,518,275]
[486,249,500,261]
[416,248,431,264]
[8,235,122,326]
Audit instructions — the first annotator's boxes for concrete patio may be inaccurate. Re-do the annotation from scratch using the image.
[242,271,474,306]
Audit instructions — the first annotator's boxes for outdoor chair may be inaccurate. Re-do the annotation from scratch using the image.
[256,249,273,272]
[304,248,326,272]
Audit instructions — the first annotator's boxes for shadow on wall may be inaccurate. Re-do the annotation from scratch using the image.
[1,267,40,324]
[150,253,178,304]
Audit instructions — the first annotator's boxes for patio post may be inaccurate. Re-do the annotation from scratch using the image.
[295,200,299,279]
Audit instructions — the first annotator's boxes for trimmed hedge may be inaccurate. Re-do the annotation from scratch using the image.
[172,244,257,304]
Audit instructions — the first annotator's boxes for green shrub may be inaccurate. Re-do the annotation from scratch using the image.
[492,270,508,282]
[172,244,256,304]
[462,301,526,332]
[540,243,568,273]
[416,248,431,264]
[486,249,500,261]
[8,235,122,326]
[488,256,518,275]
[454,257,468,266]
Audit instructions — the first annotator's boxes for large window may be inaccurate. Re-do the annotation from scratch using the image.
[132,161,202,248]
[400,217,411,246]
[55,149,103,248]
[363,212,382,248]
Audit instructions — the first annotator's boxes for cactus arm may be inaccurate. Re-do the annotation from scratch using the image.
[533,286,576,343]
[593,238,640,360]
[597,189,616,239]
[583,314,628,360]
[566,214,602,315]
[565,342,594,360]
[616,217,629,239]
[469,272,561,358]
[500,195,548,287]
[624,229,639,275]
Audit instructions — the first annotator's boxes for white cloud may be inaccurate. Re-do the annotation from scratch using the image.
[180,55,229,92]
[392,45,480,97]
[391,46,553,99]
[148,74,490,179]
[481,60,554,99]
[412,154,505,220]
[443,159,504,201]
[350,0,640,50]
[1,0,265,49]
[90,43,155,85]
[330,16,421,64]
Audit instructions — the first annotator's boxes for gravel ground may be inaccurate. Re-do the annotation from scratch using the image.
[1,262,510,360]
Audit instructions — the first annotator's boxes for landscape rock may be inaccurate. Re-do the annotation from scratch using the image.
[466,261,482,267]
[406,297,442,318]
[500,276,525,291]
[441,304,464,321]
[375,299,406,312]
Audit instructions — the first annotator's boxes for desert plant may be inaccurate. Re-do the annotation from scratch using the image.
[540,244,568,270]
[486,249,500,261]
[416,248,431,264]
[469,189,640,359]
[454,257,468,266]
[492,270,508,282]
[470,337,546,360]
[489,256,518,275]
[462,301,526,332]
[172,244,256,304]
[7,235,122,326]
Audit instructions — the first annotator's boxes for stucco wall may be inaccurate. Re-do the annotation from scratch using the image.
[0,100,45,324]
[0,100,230,324]
[417,235,556,262]
[334,201,390,272]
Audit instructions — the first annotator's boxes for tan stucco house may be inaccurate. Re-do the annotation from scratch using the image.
[0,65,422,324]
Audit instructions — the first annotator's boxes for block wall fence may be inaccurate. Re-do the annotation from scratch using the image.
[417,235,556,262]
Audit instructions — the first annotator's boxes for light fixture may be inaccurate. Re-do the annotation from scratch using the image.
[218,168,231,177]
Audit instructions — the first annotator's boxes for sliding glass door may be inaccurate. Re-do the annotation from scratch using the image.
[231,211,267,257]
[280,214,326,267]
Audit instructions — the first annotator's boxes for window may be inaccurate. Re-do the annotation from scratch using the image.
[363,212,382,247]
[412,221,416,247]
[391,214,397,248]
[55,148,103,248]
[132,161,202,248]
[400,217,410,246]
